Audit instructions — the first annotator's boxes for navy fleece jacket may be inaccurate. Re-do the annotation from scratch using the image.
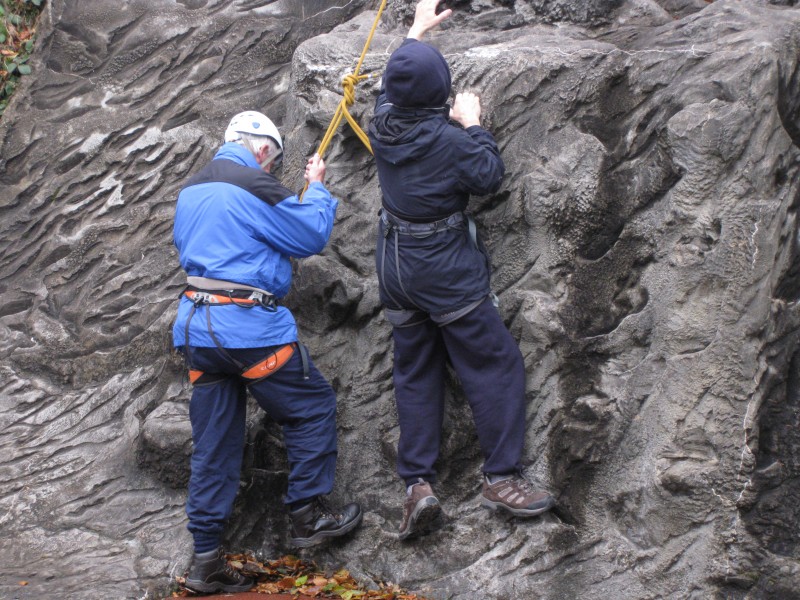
[368,39,505,222]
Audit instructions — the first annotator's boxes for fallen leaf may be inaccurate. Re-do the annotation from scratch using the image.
[333,569,351,583]
[283,555,300,568]
[304,585,324,597]
[240,560,269,575]
[256,582,282,594]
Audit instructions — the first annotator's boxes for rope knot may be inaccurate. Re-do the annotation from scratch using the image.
[341,73,366,107]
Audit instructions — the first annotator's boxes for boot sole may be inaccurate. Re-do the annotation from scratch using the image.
[481,496,555,517]
[399,497,443,540]
[289,509,364,548]
[184,579,254,594]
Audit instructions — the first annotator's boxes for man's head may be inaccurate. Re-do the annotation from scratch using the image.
[225,111,283,172]
[384,41,451,109]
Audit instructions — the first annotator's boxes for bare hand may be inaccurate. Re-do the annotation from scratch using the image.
[408,0,452,40]
[450,92,481,128]
[304,153,325,184]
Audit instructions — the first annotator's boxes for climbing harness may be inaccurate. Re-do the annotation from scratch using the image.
[301,0,387,199]
[183,288,277,311]
[378,208,500,325]
[181,284,310,384]
[378,209,469,308]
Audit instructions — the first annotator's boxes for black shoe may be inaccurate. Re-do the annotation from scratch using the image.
[289,497,363,548]
[184,547,254,594]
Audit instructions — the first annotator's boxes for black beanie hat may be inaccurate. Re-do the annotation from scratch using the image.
[384,40,451,108]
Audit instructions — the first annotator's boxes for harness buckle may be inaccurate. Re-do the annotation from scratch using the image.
[249,291,278,312]
[191,291,217,306]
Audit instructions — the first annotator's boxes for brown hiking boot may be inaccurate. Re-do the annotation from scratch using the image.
[399,479,443,540]
[481,475,555,517]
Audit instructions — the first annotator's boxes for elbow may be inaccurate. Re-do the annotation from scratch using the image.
[481,163,505,195]
[308,233,330,256]
[489,169,505,194]
[293,228,331,258]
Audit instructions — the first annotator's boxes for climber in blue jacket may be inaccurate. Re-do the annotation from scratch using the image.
[173,111,362,594]
[368,0,555,540]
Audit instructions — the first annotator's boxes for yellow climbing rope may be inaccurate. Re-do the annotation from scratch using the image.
[317,0,387,157]
[302,0,387,198]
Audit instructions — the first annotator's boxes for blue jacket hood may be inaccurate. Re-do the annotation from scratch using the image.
[214,142,260,168]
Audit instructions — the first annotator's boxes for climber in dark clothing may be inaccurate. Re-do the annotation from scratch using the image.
[368,0,555,540]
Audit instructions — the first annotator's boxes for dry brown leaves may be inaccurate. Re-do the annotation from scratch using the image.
[172,553,429,600]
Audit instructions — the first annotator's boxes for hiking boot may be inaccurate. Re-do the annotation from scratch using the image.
[399,479,443,540]
[184,546,254,594]
[481,474,555,517]
[289,497,363,548]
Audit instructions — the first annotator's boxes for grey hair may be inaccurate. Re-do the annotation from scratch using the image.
[237,133,282,168]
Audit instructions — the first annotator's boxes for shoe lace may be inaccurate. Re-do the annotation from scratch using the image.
[315,496,340,520]
[502,475,537,498]
[222,561,241,579]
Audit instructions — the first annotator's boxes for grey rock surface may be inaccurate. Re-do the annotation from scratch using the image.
[2,0,800,599]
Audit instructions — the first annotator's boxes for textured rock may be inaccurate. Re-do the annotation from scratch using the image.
[2,0,800,599]
[138,401,192,488]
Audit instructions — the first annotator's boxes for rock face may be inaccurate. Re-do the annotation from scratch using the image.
[2,0,800,598]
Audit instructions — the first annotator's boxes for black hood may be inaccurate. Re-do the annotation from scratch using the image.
[368,107,449,166]
[384,40,451,109]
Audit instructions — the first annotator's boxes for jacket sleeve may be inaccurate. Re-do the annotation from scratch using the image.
[452,125,506,196]
[253,182,339,258]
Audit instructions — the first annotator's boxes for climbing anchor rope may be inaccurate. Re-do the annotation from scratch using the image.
[302,0,387,198]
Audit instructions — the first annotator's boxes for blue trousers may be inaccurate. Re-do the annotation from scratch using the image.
[182,345,337,552]
[392,297,527,486]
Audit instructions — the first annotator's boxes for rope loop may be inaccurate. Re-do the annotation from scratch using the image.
[301,0,388,200]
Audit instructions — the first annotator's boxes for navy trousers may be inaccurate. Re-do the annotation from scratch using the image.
[182,345,337,553]
[392,297,527,486]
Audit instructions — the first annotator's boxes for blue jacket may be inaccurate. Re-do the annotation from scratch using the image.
[172,143,338,348]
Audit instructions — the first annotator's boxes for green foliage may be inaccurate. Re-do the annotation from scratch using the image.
[0,0,44,118]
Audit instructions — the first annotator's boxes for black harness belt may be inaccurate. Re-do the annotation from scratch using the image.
[183,287,277,311]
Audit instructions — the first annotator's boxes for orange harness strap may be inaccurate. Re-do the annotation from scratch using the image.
[187,343,296,385]
[241,343,296,381]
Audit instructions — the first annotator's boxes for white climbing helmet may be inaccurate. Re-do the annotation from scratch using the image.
[224,111,283,152]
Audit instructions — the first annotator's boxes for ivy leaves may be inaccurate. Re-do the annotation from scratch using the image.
[0,0,43,117]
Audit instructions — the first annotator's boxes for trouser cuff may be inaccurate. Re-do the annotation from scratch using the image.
[193,532,220,554]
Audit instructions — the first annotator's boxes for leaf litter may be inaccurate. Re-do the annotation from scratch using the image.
[171,553,431,599]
